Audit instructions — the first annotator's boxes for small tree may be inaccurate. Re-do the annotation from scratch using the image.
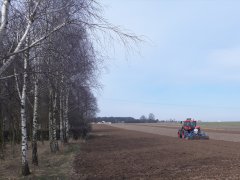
[140,115,146,120]
[148,113,155,120]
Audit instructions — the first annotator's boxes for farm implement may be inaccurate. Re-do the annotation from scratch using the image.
[178,118,209,140]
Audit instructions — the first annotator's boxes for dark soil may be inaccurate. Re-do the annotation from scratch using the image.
[73,124,240,180]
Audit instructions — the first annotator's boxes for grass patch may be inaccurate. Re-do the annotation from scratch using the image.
[0,140,82,179]
[199,121,240,129]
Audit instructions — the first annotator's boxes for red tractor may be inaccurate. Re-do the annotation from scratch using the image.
[178,118,209,140]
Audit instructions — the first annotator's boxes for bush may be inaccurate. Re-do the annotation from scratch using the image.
[70,123,92,140]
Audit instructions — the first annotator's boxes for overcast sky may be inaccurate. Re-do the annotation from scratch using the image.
[95,0,240,121]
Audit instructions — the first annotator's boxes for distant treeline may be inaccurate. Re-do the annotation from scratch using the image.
[94,117,159,123]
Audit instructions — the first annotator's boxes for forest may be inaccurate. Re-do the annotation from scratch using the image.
[0,0,138,176]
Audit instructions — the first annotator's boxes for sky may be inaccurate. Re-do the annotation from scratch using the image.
[95,0,240,122]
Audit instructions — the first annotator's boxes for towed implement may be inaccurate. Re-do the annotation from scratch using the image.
[178,118,209,140]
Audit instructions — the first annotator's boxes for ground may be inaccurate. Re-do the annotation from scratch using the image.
[74,124,240,179]
[0,140,81,179]
[2,123,240,179]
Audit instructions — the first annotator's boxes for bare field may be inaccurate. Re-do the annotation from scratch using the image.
[74,124,240,179]
[109,123,240,142]
[116,122,240,131]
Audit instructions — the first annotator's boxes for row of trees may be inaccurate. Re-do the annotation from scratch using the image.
[0,0,139,176]
[140,113,156,121]
[95,117,136,123]
[95,115,159,123]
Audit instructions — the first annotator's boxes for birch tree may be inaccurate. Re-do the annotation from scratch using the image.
[0,0,10,42]
[20,51,30,176]
[14,46,31,176]
[31,57,39,165]
[0,0,40,76]
[0,0,140,177]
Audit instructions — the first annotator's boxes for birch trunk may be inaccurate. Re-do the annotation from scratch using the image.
[59,87,64,143]
[10,116,16,157]
[0,115,4,159]
[64,88,70,142]
[32,78,39,165]
[53,91,59,152]
[21,52,30,176]
[0,22,32,76]
[50,90,59,153]
[0,0,10,42]
[48,88,53,150]
[0,1,40,76]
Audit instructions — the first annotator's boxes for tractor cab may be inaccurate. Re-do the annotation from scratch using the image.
[182,118,198,131]
[183,120,196,128]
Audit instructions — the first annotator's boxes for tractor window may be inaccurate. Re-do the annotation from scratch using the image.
[184,121,196,127]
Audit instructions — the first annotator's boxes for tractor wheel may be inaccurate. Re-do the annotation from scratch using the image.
[182,131,185,139]
[178,132,182,138]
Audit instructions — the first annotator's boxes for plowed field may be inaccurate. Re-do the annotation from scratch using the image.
[110,123,240,142]
[74,124,240,179]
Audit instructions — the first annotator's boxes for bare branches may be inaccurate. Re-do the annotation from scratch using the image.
[0,73,18,80]
[0,0,141,176]
[0,0,40,76]
[3,21,69,60]
[0,0,11,41]
[14,67,21,101]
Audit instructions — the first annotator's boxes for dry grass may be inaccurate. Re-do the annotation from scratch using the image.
[0,140,82,179]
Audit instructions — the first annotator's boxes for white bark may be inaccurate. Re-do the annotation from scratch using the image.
[0,21,69,77]
[20,50,30,175]
[21,61,27,166]
[32,76,39,165]
[59,87,64,143]
[48,88,53,143]
[64,88,70,141]
[0,0,10,41]
[0,73,19,80]
[32,79,39,138]
[52,91,59,152]
[0,22,32,76]
[0,0,40,76]
[49,88,59,153]
[6,21,69,58]
[14,67,21,99]
[59,75,64,143]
